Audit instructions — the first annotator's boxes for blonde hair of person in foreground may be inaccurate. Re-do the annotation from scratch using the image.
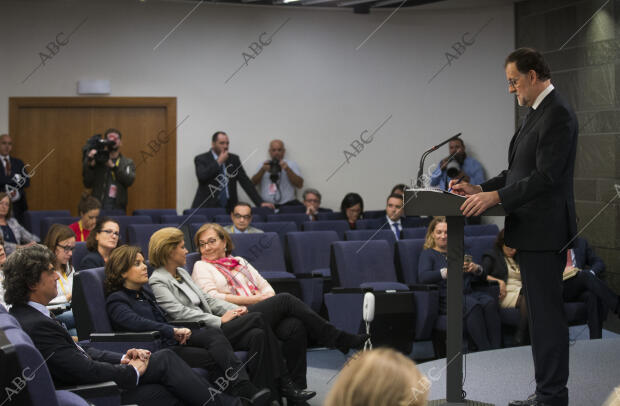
[603,385,620,406]
[324,348,429,406]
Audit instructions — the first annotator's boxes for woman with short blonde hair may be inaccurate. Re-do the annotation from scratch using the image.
[325,348,429,406]
[191,223,368,391]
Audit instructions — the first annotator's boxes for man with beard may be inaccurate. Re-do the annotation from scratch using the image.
[430,139,485,191]
[83,129,136,212]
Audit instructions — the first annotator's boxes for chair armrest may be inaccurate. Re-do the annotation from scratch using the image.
[293,273,322,279]
[89,331,160,342]
[407,284,439,291]
[61,381,119,398]
[330,287,373,294]
[168,320,205,329]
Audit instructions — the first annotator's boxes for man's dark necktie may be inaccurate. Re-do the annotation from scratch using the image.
[218,164,228,208]
[50,312,90,358]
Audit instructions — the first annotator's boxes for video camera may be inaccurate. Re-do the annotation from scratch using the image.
[83,134,116,165]
[445,154,465,178]
[269,158,281,183]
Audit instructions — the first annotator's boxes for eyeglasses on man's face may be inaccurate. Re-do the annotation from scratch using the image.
[233,214,251,220]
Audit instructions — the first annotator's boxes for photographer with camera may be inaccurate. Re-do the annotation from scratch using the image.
[82,129,136,212]
[430,138,485,191]
[0,134,30,224]
[251,140,304,207]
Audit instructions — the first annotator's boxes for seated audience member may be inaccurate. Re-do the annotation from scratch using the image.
[69,193,101,242]
[562,236,619,339]
[5,244,229,406]
[483,229,529,345]
[223,202,263,234]
[105,245,271,406]
[0,237,7,307]
[302,188,328,221]
[340,193,364,229]
[390,183,406,197]
[419,217,501,351]
[44,224,78,336]
[0,192,39,255]
[324,348,429,406]
[192,223,368,389]
[430,138,485,190]
[251,140,304,207]
[147,227,315,403]
[485,231,620,341]
[79,217,120,270]
[384,193,404,239]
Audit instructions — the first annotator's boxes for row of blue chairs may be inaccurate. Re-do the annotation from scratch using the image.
[23,208,408,240]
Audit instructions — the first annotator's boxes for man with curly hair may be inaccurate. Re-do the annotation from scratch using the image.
[3,244,228,406]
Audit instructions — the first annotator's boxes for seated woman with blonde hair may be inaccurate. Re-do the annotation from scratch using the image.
[105,245,271,406]
[147,227,316,404]
[191,223,368,390]
[324,348,429,406]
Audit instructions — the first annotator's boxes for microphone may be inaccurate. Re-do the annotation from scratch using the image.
[415,133,462,187]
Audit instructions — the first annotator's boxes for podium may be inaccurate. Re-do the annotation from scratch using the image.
[404,189,505,406]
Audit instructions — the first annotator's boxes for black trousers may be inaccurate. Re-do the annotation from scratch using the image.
[120,348,228,406]
[519,251,568,406]
[563,270,619,339]
[168,326,251,393]
[248,292,341,388]
[220,311,284,395]
[463,291,502,351]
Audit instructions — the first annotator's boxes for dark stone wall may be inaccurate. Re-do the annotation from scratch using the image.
[516,0,620,293]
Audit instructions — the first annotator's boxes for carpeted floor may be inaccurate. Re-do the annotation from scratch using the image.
[303,326,620,405]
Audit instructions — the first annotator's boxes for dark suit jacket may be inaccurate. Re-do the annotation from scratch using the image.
[9,303,137,389]
[480,89,578,251]
[78,251,105,271]
[482,247,510,283]
[572,237,605,276]
[106,287,176,346]
[191,150,263,210]
[0,156,29,216]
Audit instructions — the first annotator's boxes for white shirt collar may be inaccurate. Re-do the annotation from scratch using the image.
[386,215,401,226]
[532,83,554,110]
[27,301,51,318]
[233,225,247,233]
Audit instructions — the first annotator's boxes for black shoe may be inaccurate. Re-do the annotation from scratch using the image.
[335,332,369,354]
[279,379,316,402]
[508,399,551,406]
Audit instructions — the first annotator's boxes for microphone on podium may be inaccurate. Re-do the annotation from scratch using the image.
[415,132,462,187]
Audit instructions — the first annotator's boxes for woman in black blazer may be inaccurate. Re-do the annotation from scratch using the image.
[79,217,120,270]
[104,245,271,406]
[482,229,529,345]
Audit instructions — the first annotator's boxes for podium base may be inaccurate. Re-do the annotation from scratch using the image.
[428,399,494,406]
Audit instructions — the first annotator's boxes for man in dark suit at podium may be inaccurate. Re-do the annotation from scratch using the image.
[452,48,578,406]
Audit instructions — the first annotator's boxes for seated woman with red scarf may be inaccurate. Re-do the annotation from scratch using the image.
[191,223,368,390]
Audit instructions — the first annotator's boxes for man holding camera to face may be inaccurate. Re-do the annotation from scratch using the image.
[430,138,485,191]
[82,129,136,212]
[251,139,304,207]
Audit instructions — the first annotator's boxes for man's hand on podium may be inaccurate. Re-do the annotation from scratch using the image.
[449,180,481,196]
[461,191,501,217]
